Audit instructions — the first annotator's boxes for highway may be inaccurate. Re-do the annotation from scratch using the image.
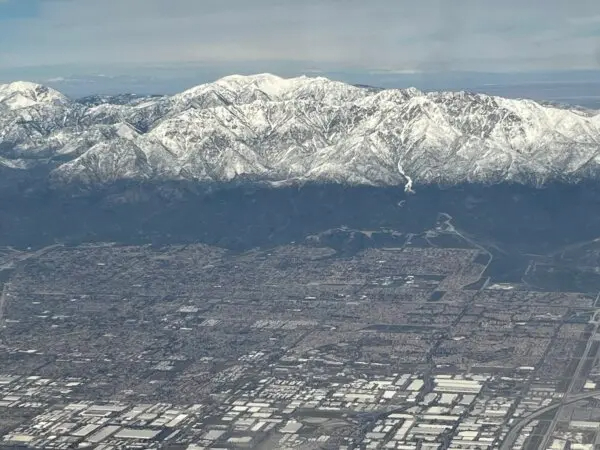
[536,320,600,450]
[0,281,8,324]
[501,382,600,449]
[501,390,600,450]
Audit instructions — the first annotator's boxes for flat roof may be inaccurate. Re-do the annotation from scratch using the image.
[6,434,34,443]
[280,421,303,434]
[72,424,101,437]
[87,425,121,443]
[114,428,161,440]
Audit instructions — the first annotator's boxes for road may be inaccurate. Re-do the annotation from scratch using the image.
[535,320,600,450]
[0,281,8,324]
[501,385,600,449]
[0,243,63,271]
[501,390,600,450]
[0,243,63,326]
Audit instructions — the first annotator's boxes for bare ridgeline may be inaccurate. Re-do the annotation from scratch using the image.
[1,236,599,450]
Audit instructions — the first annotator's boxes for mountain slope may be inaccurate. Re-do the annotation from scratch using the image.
[1,74,600,191]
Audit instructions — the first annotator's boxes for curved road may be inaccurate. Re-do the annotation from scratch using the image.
[500,390,600,450]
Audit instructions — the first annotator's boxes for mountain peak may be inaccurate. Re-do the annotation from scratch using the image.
[0,81,69,108]
[173,73,354,106]
[217,73,286,83]
[214,73,296,98]
[1,80,46,92]
[2,74,600,190]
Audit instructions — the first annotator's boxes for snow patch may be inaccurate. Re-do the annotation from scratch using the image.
[1,73,600,189]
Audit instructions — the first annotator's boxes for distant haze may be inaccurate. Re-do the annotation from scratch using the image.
[0,0,599,101]
[12,70,600,110]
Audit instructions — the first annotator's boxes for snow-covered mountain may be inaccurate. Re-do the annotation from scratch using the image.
[2,73,600,190]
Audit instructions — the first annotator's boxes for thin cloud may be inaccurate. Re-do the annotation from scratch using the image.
[568,14,600,25]
[0,0,599,75]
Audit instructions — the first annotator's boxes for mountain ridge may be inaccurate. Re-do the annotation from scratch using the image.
[1,73,600,192]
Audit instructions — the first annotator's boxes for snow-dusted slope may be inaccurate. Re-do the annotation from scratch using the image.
[1,73,600,189]
[0,81,69,109]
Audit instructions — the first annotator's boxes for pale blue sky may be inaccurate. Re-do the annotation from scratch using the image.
[1,0,600,95]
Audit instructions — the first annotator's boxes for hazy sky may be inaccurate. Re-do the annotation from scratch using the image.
[1,0,600,94]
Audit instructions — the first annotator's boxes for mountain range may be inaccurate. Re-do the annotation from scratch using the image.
[2,73,600,192]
